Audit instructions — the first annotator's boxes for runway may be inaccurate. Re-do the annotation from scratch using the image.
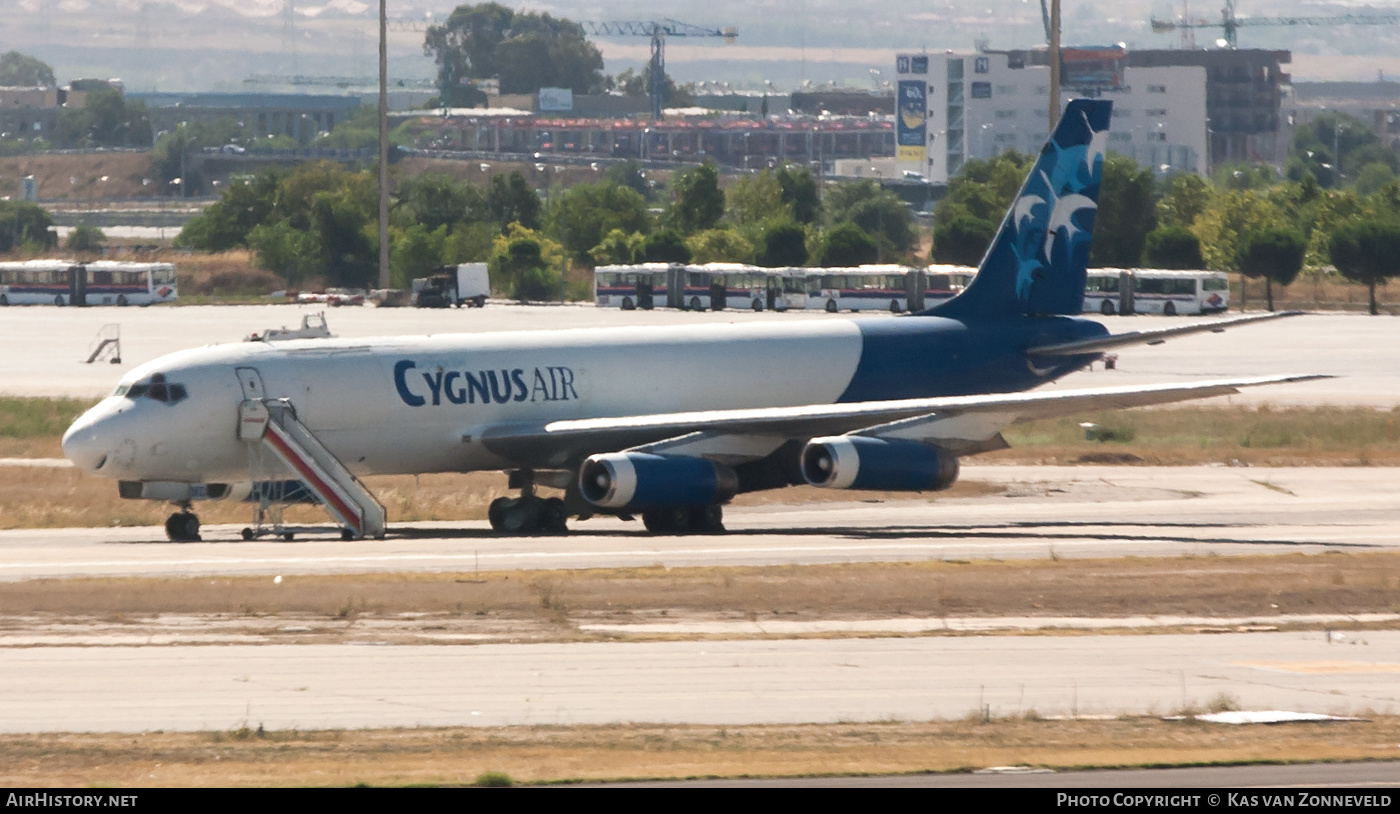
[1,631,1396,733]
[2,466,1396,581]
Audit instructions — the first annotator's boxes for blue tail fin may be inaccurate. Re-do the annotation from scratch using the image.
[929,98,1112,320]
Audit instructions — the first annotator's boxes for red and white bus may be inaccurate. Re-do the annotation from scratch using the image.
[0,260,178,306]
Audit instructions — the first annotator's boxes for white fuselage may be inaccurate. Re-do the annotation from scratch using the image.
[63,321,868,485]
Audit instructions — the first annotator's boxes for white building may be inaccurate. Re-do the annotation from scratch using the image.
[895,49,1208,183]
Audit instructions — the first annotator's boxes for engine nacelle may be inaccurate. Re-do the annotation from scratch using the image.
[579,453,738,510]
[800,437,959,492]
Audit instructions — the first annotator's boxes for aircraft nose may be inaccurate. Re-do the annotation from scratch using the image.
[62,409,112,475]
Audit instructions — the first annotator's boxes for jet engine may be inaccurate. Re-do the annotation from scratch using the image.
[800,437,959,491]
[579,453,738,511]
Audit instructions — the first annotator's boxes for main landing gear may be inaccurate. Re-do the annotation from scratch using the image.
[487,471,568,534]
[641,504,724,534]
[165,508,201,542]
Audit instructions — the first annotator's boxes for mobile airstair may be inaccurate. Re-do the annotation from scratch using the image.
[237,397,386,540]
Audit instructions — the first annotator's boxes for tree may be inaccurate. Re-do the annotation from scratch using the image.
[424,4,604,105]
[393,173,488,233]
[0,51,54,86]
[1330,219,1400,315]
[934,151,1034,225]
[1090,155,1156,268]
[390,223,449,288]
[247,219,324,286]
[606,160,652,200]
[1237,227,1305,311]
[1192,189,1289,272]
[638,229,691,264]
[590,228,644,266]
[488,172,542,231]
[489,223,563,301]
[1156,173,1213,229]
[65,225,106,253]
[1288,111,1374,189]
[686,228,755,264]
[1143,226,1204,270]
[776,164,820,224]
[548,182,649,265]
[665,163,724,235]
[820,222,878,267]
[51,87,152,150]
[932,214,995,266]
[727,170,787,227]
[0,201,55,251]
[825,179,915,255]
[756,220,808,267]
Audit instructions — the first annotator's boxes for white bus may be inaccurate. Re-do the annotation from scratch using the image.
[805,266,917,313]
[594,263,673,310]
[0,260,178,306]
[1083,269,1229,316]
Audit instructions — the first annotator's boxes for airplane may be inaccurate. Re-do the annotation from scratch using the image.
[61,98,1323,541]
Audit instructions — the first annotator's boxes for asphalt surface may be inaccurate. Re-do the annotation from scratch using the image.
[2,465,1396,580]
[2,631,1396,733]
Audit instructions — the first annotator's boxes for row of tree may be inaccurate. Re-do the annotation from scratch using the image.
[174,156,927,301]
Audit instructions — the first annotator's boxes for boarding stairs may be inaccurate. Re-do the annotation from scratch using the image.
[238,398,386,539]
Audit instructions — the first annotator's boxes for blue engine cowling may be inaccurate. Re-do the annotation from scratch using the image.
[800,437,959,491]
[579,453,739,510]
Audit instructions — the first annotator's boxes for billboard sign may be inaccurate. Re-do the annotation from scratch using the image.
[897,80,927,163]
[538,87,573,112]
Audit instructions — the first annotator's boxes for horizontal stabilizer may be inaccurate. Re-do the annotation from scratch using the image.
[1027,311,1304,357]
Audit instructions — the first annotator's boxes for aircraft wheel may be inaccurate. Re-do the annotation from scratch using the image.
[825,299,838,313]
[1163,301,1177,316]
[691,504,725,533]
[751,299,763,312]
[341,528,355,541]
[1100,299,1116,315]
[488,496,511,531]
[499,497,541,534]
[164,511,201,542]
[241,527,254,541]
[540,497,569,534]
[621,296,635,310]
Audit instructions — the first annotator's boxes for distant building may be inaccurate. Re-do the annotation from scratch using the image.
[130,92,362,143]
[895,48,1208,184]
[1287,81,1400,152]
[0,86,86,140]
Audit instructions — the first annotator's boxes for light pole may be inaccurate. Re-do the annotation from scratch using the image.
[871,167,884,264]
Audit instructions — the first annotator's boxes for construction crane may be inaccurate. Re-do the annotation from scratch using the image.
[580,19,737,120]
[1151,0,1400,49]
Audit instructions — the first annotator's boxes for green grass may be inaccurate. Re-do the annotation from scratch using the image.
[0,397,99,440]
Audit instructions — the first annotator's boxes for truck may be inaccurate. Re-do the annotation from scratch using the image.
[412,263,490,308]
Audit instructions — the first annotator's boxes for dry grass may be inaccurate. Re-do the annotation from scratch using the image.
[3,553,1397,623]
[2,717,1398,787]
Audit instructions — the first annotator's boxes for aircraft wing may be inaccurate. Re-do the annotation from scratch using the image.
[481,373,1328,465]
[1027,311,1302,357]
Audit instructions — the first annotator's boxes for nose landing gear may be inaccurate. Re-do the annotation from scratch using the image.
[164,509,201,542]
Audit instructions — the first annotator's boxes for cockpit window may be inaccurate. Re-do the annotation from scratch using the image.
[117,373,188,404]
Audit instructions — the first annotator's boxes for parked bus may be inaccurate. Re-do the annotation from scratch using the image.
[0,260,178,306]
[924,265,975,307]
[594,263,673,310]
[805,266,918,313]
[1083,269,1229,316]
